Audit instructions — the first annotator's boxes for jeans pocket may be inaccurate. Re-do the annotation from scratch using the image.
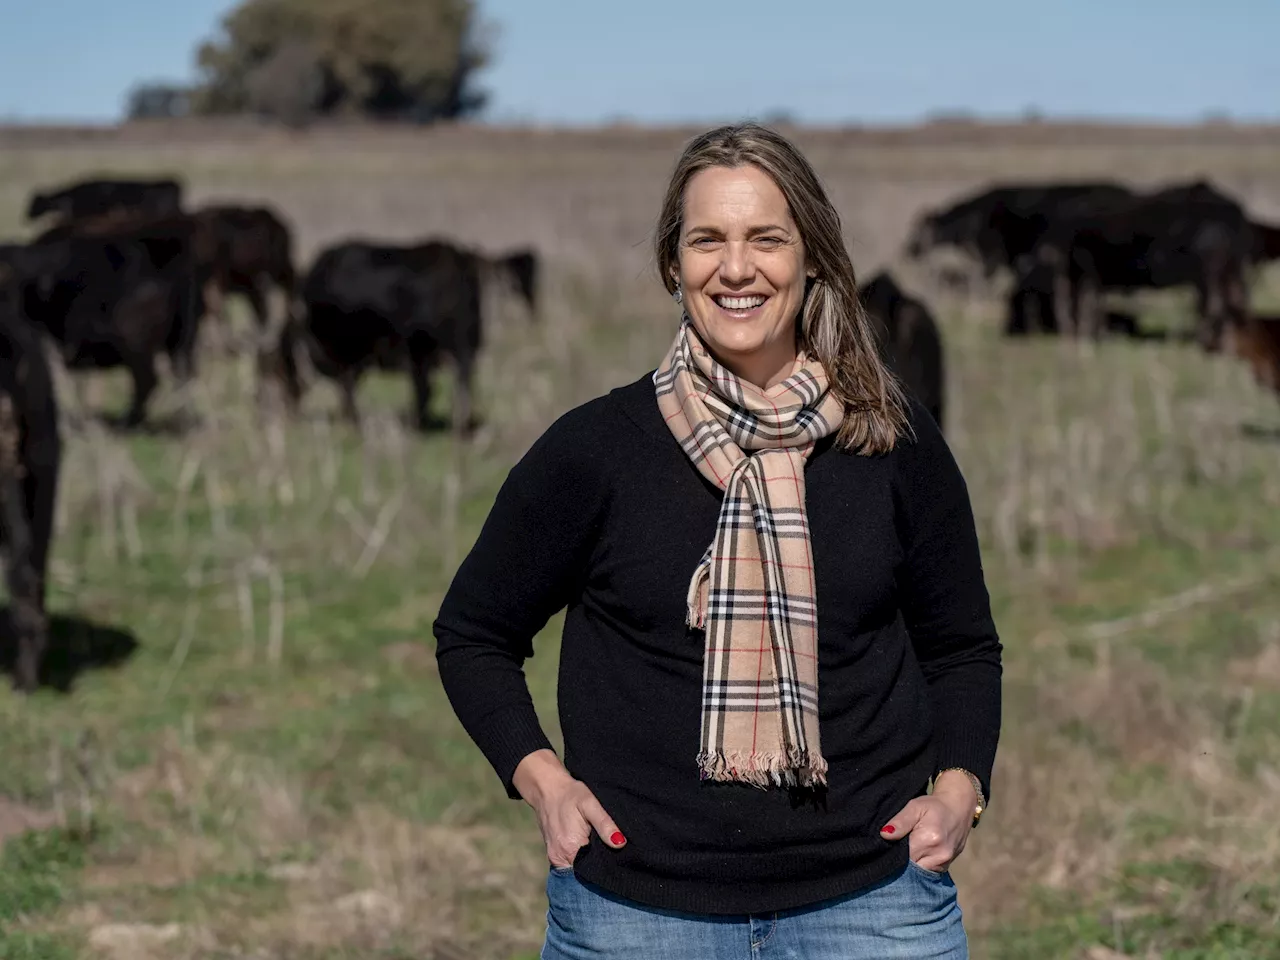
[549,864,575,877]
[906,858,950,882]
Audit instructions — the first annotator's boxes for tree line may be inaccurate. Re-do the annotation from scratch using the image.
[127,0,490,125]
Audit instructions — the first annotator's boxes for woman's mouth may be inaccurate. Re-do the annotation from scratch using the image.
[712,294,768,319]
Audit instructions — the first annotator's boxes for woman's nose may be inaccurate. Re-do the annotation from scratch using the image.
[720,242,755,283]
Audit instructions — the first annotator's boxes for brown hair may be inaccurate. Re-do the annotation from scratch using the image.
[655,122,911,453]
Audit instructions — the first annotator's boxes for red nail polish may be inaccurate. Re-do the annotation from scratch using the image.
[882,825,895,834]
[610,831,626,845]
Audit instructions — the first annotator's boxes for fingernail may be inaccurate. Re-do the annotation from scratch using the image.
[610,831,626,845]
[882,825,895,834]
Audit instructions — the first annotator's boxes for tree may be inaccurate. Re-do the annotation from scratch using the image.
[126,82,192,120]
[191,0,492,123]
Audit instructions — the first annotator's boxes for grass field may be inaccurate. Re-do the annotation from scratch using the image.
[1,119,1280,959]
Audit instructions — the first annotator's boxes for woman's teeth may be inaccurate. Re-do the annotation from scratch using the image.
[715,295,766,310]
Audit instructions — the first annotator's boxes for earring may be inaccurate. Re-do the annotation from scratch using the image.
[672,284,683,305]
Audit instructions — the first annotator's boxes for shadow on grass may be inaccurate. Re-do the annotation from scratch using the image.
[0,610,139,693]
[1241,422,1280,443]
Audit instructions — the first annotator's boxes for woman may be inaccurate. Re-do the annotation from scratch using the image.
[434,122,1002,959]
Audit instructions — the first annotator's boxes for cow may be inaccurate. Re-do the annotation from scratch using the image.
[1223,312,1280,400]
[858,271,945,431]
[265,239,538,434]
[189,204,297,349]
[5,218,206,428]
[0,267,62,693]
[1029,181,1253,348]
[25,177,183,226]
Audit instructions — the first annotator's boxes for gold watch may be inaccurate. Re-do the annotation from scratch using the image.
[936,767,985,828]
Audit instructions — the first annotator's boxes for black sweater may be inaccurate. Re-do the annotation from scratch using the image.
[433,372,1002,915]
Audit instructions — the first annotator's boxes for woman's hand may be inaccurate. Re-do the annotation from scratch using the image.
[878,770,978,873]
[512,749,627,868]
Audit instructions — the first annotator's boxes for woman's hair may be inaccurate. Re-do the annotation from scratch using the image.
[655,122,912,453]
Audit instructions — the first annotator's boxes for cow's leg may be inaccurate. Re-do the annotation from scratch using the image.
[1005,288,1028,336]
[407,347,437,432]
[337,369,361,426]
[1053,269,1077,337]
[203,279,229,353]
[1077,275,1102,339]
[451,350,477,438]
[1224,261,1249,333]
[246,280,271,333]
[1196,274,1224,352]
[123,353,160,428]
[0,394,46,692]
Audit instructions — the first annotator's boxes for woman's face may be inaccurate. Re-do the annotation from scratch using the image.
[674,164,811,388]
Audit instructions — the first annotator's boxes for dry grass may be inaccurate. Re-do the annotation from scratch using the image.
[0,119,1279,959]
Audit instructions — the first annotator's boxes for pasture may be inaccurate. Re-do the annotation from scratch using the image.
[2,119,1280,959]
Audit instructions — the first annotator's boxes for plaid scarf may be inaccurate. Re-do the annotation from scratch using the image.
[654,317,845,789]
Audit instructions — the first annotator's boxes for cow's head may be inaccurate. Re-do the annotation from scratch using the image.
[905,215,939,259]
[25,193,52,221]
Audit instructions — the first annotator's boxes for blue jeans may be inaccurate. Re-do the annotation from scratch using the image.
[540,860,967,959]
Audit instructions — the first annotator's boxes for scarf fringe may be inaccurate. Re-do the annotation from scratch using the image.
[697,750,829,790]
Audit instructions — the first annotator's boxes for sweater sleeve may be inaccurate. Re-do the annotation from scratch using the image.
[433,404,610,800]
[893,400,1003,803]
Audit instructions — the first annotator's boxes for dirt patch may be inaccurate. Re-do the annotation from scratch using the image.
[0,795,59,848]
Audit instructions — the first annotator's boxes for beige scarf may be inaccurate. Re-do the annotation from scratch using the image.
[654,317,845,788]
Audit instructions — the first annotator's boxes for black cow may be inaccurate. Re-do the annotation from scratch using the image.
[26,177,183,225]
[859,271,946,431]
[6,217,206,427]
[194,204,297,342]
[267,239,538,433]
[1029,181,1253,348]
[0,268,62,693]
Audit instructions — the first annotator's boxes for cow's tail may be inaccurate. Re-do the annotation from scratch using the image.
[478,249,539,319]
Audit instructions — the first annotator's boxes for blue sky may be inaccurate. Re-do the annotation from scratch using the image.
[0,0,1275,124]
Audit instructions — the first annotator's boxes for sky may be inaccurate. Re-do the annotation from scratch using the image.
[0,0,1276,125]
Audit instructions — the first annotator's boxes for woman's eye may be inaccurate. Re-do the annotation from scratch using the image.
[756,237,783,247]
[692,237,719,246]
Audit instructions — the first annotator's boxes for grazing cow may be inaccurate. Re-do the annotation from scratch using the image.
[1031,181,1253,348]
[1223,313,1280,399]
[0,268,61,692]
[192,205,297,344]
[6,218,206,427]
[858,271,945,431]
[267,239,538,433]
[26,177,182,225]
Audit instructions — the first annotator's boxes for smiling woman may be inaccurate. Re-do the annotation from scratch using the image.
[434,122,1003,960]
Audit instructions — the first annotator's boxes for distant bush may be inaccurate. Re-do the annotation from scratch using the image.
[190,0,492,124]
[125,82,192,120]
